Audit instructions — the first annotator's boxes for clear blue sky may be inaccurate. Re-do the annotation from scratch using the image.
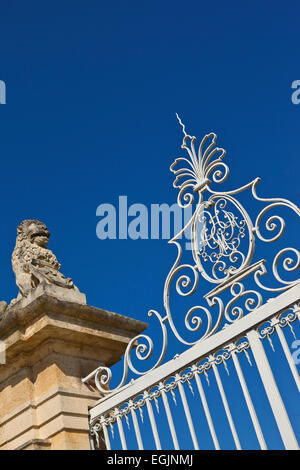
[0,0,299,450]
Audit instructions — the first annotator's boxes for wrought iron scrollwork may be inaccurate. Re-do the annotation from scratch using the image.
[85,116,300,395]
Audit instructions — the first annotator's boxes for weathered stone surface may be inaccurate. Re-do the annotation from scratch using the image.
[0,295,147,450]
[16,439,52,450]
[8,283,86,310]
[0,301,7,315]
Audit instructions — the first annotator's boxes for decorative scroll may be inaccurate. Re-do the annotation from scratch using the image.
[259,303,300,351]
[84,116,300,395]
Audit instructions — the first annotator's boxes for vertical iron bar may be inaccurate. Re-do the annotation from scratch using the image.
[212,362,242,450]
[193,370,220,450]
[231,350,267,450]
[145,392,162,450]
[247,329,299,450]
[160,384,180,450]
[130,407,144,450]
[115,410,127,450]
[89,430,95,450]
[176,376,200,450]
[101,421,111,450]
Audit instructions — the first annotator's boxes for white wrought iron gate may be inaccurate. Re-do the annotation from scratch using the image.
[84,117,300,450]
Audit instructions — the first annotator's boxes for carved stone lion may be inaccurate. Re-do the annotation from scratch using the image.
[9,219,78,307]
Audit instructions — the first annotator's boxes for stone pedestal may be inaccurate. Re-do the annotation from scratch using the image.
[0,288,147,450]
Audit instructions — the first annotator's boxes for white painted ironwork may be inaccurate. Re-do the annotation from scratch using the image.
[247,328,298,450]
[192,365,220,449]
[88,286,300,450]
[159,383,180,449]
[129,401,144,450]
[211,359,241,450]
[229,343,267,450]
[85,118,300,450]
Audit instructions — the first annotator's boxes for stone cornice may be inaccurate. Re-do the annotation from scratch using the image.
[0,289,148,339]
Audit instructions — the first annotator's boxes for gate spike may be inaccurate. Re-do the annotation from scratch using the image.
[223,359,229,375]
[267,334,275,352]
[204,369,210,385]
[288,322,296,340]
[244,349,252,366]
[171,388,177,405]
[125,414,130,430]
[139,406,144,423]
[187,379,194,395]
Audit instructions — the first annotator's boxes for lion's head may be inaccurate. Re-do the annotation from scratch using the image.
[12,219,60,271]
[16,219,50,247]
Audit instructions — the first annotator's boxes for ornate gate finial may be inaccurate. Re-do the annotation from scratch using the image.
[85,120,300,395]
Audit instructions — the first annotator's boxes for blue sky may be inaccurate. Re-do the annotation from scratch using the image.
[0,0,299,450]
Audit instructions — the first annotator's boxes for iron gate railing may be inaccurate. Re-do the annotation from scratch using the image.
[84,117,300,450]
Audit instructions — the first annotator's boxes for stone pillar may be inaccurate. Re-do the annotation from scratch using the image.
[0,286,147,450]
